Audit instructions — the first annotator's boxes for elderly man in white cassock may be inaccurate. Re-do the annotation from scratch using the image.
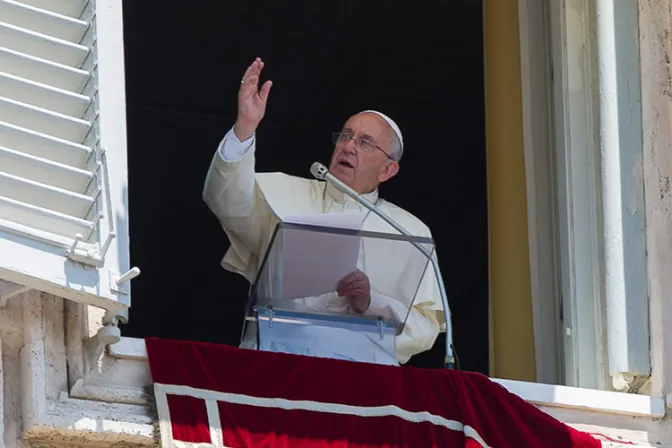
[203,58,445,366]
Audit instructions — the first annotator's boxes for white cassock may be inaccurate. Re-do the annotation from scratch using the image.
[203,127,445,365]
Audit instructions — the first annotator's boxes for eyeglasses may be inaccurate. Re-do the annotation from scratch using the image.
[332,132,395,161]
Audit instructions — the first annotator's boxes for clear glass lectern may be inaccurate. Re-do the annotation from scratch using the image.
[242,221,436,365]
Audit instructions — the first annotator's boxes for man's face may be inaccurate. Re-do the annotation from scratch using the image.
[328,113,400,194]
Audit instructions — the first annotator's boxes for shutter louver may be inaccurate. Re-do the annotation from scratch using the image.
[0,0,134,317]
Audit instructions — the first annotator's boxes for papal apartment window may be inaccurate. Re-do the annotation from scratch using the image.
[119,1,490,373]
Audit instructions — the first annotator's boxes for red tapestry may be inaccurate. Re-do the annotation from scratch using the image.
[145,337,601,448]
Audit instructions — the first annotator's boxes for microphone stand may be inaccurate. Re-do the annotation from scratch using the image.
[310,163,455,369]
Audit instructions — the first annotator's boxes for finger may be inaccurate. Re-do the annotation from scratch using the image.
[353,280,368,292]
[337,273,366,293]
[259,80,272,102]
[346,290,370,311]
[345,272,367,287]
[242,59,258,80]
[337,279,367,296]
[347,288,368,299]
[345,278,367,289]
[241,58,263,84]
[336,273,354,289]
[350,292,371,313]
[241,75,259,91]
[336,270,366,293]
[250,58,263,77]
[337,281,353,296]
[341,270,364,283]
[337,275,357,292]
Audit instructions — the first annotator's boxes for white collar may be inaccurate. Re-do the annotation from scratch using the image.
[325,181,379,205]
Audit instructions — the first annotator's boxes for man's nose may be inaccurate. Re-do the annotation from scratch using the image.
[344,138,357,153]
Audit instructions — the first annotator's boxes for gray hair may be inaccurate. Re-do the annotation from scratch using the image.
[358,110,404,162]
[389,131,403,162]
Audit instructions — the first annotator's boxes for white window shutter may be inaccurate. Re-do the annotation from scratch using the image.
[0,0,136,318]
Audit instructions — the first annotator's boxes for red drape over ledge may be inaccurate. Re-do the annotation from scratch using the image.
[145,337,602,448]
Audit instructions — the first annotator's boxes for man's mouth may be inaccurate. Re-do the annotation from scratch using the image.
[338,160,354,169]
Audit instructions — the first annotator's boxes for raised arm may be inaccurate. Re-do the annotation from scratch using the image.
[202,58,276,281]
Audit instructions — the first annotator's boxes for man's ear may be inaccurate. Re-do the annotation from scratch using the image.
[378,161,400,183]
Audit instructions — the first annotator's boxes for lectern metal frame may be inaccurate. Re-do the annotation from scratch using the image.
[242,221,441,366]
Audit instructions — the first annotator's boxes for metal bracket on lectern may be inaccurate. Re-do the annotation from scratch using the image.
[266,305,275,328]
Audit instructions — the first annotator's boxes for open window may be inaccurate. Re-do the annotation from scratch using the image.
[0,2,665,443]
[482,0,663,420]
[119,0,490,374]
[534,0,650,393]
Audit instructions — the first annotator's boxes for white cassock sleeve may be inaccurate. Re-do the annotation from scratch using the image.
[202,127,279,282]
[218,128,252,162]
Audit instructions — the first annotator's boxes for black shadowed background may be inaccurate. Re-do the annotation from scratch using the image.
[119,0,489,374]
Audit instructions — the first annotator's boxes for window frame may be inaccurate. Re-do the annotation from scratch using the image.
[517,0,563,386]
[76,0,669,424]
[520,0,612,390]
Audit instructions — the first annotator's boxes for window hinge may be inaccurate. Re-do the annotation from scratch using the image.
[66,233,104,267]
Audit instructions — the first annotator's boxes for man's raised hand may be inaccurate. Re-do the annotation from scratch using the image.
[234,57,273,142]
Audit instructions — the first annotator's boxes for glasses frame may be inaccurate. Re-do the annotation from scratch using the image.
[332,132,396,162]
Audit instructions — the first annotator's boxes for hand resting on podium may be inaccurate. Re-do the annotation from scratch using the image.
[283,269,410,325]
[336,269,372,314]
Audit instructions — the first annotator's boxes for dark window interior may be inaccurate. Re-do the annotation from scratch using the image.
[120,0,489,374]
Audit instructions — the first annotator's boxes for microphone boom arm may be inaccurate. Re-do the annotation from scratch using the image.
[310,163,455,369]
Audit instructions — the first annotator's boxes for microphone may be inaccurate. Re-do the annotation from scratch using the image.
[310,162,456,369]
[310,162,368,206]
[309,162,328,179]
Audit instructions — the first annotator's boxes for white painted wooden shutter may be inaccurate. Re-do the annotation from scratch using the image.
[0,0,135,317]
